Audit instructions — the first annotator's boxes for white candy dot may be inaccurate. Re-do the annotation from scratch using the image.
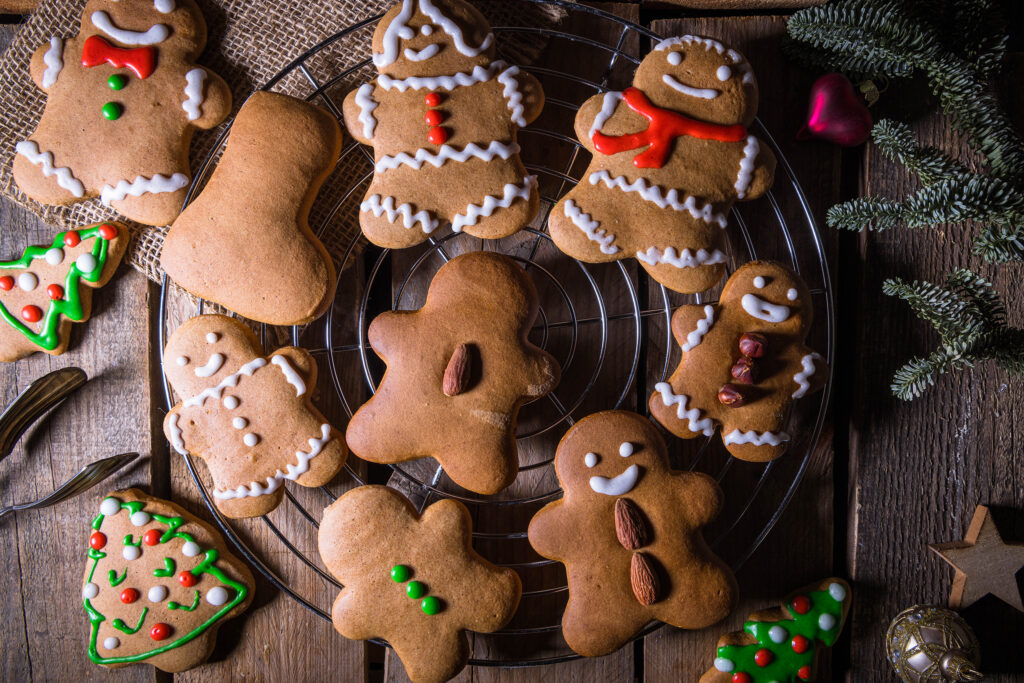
[181,541,201,557]
[223,395,239,409]
[667,51,682,65]
[713,657,735,672]
[753,276,766,288]
[76,253,98,274]
[584,452,598,468]
[829,582,847,602]
[243,433,259,447]
[768,625,787,643]
[420,24,433,35]
[232,417,248,429]
[45,248,64,265]
[82,582,99,599]
[819,613,837,631]
[17,272,37,291]
[787,288,798,301]
[716,65,732,81]
[206,586,229,606]
[619,442,634,457]
[102,636,119,650]
[206,332,218,343]
[130,511,150,527]
[148,585,168,602]
[123,545,141,561]
[99,497,121,516]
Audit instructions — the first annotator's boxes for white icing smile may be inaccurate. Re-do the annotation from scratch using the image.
[662,74,719,100]
[741,293,791,323]
[90,11,169,46]
[404,44,440,61]
[589,464,639,496]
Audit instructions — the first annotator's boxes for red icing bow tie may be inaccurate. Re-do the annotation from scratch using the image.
[592,87,747,169]
[81,35,156,79]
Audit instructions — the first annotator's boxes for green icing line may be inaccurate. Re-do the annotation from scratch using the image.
[122,534,142,548]
[153,557,175,578]
[107,569,127,587]
[111,608,148,635]
[0,225,113,351]
[168,590,200,612]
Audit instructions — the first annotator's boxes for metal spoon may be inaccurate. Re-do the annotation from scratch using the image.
[0,452,138,521]
[0,367,87,462]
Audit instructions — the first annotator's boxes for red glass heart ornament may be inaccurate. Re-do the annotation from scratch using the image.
[796,73,873,146]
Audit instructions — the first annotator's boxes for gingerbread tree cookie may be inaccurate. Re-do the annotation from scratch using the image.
[345,251,560,494]
[650,261,828,462]
[82,489,254,672]
[528,410,736,657]
[162,315,347,518]
[343,0,544,249]
[319,485,521,683]
[700,578,851,682]
[13,0,231,226]
[549,35,776,294]
[0,222,127,362]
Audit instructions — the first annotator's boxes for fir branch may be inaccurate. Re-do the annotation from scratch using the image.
[871,120,968,185]
[973,224,1024,263]
[890,348,973,400]
[901,175,1024,228]
[827,197,903,231]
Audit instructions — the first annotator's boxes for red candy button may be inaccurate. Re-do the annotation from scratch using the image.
[0,276,13,291]
[791,594,812,614]
[150,623,171,640]
[178,570,198,587]
[120,588,139,604]
[424,110,443,126]
[143,529,162,546]
[89,532,107,550]
[798,665,812,680]
[63,231,81,247]
[424,92,441,107]
[732,673,752,683]
[46,284,64,301]
[98,223,118,239]
[754,648,773,667]
[427,126,448,144]
[21,305,43,323]
[791,634,810,653]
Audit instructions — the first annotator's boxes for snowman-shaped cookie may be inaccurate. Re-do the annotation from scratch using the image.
[162,315,347,518]
[528,410,736,657]
[13,0,231,226]
[649,261,828,462]
[549,35,776,294]
[343,0,544,248]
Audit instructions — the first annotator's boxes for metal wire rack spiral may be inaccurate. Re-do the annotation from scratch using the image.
[158,0,835,668]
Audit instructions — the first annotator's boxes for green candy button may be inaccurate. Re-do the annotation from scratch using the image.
[390,564,411,583]
[107,74,128,91]
[420,596,442,615]
[101,102,122,120]
[406,581,426,599]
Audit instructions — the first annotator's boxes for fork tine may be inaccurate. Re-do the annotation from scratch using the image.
[24,453,139,511]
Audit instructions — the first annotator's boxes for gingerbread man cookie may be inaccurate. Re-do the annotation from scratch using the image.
[13,0,231,226]
[82,489,254,672]
[319,485,521,683]
[344,0,544,249]
[345,251,560,494]
[649,261,828,462]
[528,410,737,657]
[162,314,347,518]
[549,35,776,294]
[0,222,127,362]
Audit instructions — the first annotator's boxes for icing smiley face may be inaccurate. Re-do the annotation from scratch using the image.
[585,441,642,496]
[79,0,206,54]
[720,263,813,336]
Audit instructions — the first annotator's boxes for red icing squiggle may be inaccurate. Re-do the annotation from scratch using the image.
[81,36,156,80]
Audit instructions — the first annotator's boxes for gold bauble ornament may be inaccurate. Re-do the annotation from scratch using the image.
[886,605,982,682]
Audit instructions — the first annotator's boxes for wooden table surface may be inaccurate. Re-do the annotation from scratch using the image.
[2,2,1023,681]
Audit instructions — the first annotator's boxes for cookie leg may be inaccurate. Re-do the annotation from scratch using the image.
[718,415,791,462]
[359,184,441,249]
[639,259,726,295]
[455,176,539,240]
[104,173,190,227]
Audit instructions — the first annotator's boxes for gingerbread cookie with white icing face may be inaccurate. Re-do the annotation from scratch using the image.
[528,410,736,657]
[13,0,231,226]
[649,261,828,462]
[162,315,347,518]
[343,0,544,249]
[548,34,776,295]
[82,489,254,672]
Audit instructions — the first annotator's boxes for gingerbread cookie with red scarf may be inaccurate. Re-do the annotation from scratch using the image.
[549,35,776,294]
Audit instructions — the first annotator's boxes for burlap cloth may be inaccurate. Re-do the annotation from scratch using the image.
[0,0,567,283]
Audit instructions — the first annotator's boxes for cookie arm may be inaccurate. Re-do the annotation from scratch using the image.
[791,349,829,399]
[500,66,544,127]
[343,83,377,146]
[573,93,612,154]
[670,303,718,351]
[737,136,777,201]
[186,68,232,130]
[29,38,62,92]
[163,405,202,457]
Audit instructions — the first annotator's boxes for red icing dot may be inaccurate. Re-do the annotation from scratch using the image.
[46,284,64,301]
[89,532,107,550]
[424,92,441,107]
[143,529,162,546]
[0,276,13,291]
[21,305,43,323]
[424,109,443,126]
[791,634,810,654]
[754,648,773,667]
[120,588,139,604]
[150,623,171,641]
[732,674,752,683]
[791,594,812,615]
[178,570,198,587]
[798,664,813,680]
[98,223,118,239]
[427,126,448,144]
[63,231,81,247]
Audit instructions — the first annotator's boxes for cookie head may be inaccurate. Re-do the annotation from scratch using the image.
[162,315,260,398]
[637,35,757,126]
[82,0,207,56]
[720,261,812,336]
[371,0,495,79]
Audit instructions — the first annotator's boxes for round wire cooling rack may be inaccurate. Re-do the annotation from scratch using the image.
[158,0,835,669]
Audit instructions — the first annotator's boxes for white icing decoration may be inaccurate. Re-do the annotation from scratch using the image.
[418,0,494,58]
[99,497,120,516]
[167,413,186,455]
[768,625,787,643]
[182,68,206,122]
[653,382,714,436]
[497,65,527,127]
[741,293,791,323]
[148,585,168,602]
[589,90,624,138]
[378,63,500,92]
[90,11,169,46]
[680,305,715,352]
[122,545,141,561]
[15,140,85,197]
[182,358,267,408]
[667,51,682,66]
[735,136,760,198]
[662,74,719,99]
[205,332,218,343]
[421,25,433,36]
[361,195,439,234]
[376,140,519,172]
[42,37,63,89]
[17,273,38,292]
[653,35,754,85]
[584,452,598,468]
[103,636,119,650]
[130,511,150,526]
[787,288,799,301]
[355,83,378,140]
[271,355,307,396]
[206,587,229,606]
[635,246,727,270]
[829,582,847,601]
[243,433,259,447]
[154,0,175,13]
[589,171,727,227]
[76,253,98,274]
[193,353,224,378]
[176,356,188,366]
[722,428,790,447]
[589,464,639,496]
[181,541,201,557]
[716,65,732,81]
[564,199,619,254]
[714,657,735,673]
[223,395,239,409]
[792,352,823,399]
[44,247,64,265]
[404,44,440,61]
[213,424,333,499]
[618,442,633,457]
[753,276,766,288]
[100,173,189,205]
[232,417,247,429]
[372,0,416,68]
[451,176,536,232]
[819,613,837,631]
[82,582,99,599]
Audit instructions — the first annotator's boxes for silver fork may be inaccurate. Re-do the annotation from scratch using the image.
[0,452,138,521]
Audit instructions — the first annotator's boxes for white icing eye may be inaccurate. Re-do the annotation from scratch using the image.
[176,356,188,366]
[45,248,64,265]
[17,272,38,291]
[223,395,239,409]
[243,433,259,447]
[667,51,683,66]
[753,276,766,288]
[716,65,732,81]
[130,511,151,526]
[148,585,168,602]
[584,452,598,468]
[206,332,219,343]
[420,24,433,35]
[153,0,175,13]
[619,442,634,457]
[232,417,248,429]
[206,586,230,606]
[787,288,798,301]
[99,497,120,516]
